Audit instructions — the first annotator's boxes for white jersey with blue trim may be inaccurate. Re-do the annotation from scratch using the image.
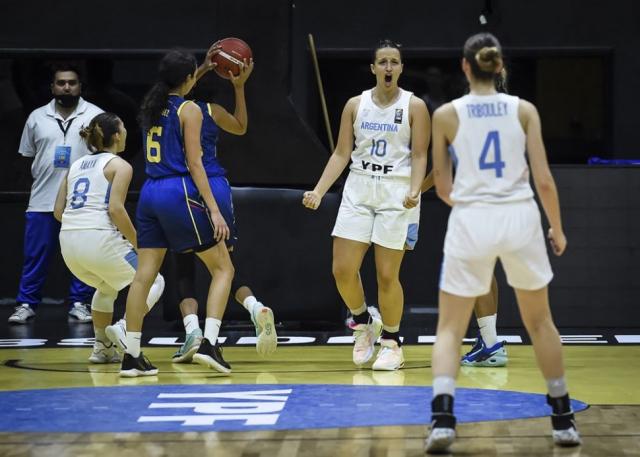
[449,93,533,204]
[61,152,118,231]
[350,88,412,178]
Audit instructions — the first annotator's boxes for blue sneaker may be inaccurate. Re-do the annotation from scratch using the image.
[172,328,203,363]
[461,335,508,367]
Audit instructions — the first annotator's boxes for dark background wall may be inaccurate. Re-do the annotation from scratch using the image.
[1,0,639,327]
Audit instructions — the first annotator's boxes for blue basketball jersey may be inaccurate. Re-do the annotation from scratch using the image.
[197,101,226,177]
[143,95,191,178]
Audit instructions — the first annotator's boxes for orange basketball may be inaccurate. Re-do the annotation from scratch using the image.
[211,37,253,79]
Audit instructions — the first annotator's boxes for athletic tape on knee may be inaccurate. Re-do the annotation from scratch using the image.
[146,273,165,310]
[91,289,117,313]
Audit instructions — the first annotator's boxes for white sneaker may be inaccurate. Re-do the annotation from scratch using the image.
[352,316,383,365]
[8,304,35,324]
[553,427,582,446]
[105,319,127,352]
[425,427,456,454]
[89,340,121,364]
[68,302,92,323]
[372,339,404,371]
[252,304,277,357]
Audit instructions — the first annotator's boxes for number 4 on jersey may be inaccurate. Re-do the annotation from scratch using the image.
[479,131,505,178]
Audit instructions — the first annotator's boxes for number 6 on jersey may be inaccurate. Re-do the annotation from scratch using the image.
[479,130,505,178]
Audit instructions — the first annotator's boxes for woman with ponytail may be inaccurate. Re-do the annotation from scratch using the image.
[425,33,581,453]
[120,46,235,377]
[54,113,164,365]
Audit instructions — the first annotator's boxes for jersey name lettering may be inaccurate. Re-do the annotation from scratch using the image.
[466,102,508,118]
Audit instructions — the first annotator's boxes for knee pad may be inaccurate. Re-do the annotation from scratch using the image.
[91,288,117,313]
[146,273,165,310]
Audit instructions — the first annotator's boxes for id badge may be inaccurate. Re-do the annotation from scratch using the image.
[54,145,71,168]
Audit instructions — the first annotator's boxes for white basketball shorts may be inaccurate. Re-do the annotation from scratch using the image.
[332,172,420,250]
[60,229,137,293]
[439,199,553,297]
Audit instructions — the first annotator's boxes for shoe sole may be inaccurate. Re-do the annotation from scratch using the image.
[461,356,508,368]
[8,319,33,324]
[89,356,121,364]
[255,307,277,356]
[119,368,159,377]
[68,316,92,323]
[172,343,200,363]
[372,360,405,371]
[105,326,127,352]
[192,353,231,374]
[425,429,455,454]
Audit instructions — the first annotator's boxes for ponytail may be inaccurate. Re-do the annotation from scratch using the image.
[137,49,198,132]
[79,112,121,151]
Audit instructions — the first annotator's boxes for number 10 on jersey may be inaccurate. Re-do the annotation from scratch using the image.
[479,131,505,178]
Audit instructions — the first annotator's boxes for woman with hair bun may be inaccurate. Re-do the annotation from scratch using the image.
[425,33,581,453]
[54,112,165,365]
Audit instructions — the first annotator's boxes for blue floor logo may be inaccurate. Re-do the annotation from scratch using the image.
[0,384,587,432]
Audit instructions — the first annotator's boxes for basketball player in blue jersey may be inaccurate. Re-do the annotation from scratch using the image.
[425,33,581,452]
[170,56,278,363]
[303,40,429,371]
[54,113,164,364]
[120,48,235,377]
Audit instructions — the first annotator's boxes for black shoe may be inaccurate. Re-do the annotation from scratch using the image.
[192,338,231,373]
[120,352,159,377]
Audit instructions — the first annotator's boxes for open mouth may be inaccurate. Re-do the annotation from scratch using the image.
[384,74,392,83]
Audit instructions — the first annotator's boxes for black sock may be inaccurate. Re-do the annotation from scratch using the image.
[352,309,371,325]
[431,394,456,429]
[381,330,401,346]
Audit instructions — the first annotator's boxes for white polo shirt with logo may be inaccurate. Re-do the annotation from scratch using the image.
[18,97,103,212]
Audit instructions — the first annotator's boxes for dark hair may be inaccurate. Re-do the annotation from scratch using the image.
[137,50,197,131]
[79,112,122,151]
[50,62,82,82]
[372,39,402,62]
[463,33,508,91]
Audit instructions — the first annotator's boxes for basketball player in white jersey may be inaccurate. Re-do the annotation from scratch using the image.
[54,113,164,365]
[425,33,581,453]
[303,40,429,370]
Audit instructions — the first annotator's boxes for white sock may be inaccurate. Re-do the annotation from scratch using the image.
[242,296,260,315]
[547,376,568,398]
[94,327,107,344]
[478,314,498,347]
[126,331,142,358]
[433,376,456,398]
[204,318,222,344]
[183,314,200,334]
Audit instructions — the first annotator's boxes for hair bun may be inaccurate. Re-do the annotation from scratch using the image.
[475,46,503,73]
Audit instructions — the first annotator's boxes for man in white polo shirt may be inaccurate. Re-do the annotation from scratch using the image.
[9,63,104,324]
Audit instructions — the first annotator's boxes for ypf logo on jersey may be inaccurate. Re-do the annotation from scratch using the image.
[394,109,403,124]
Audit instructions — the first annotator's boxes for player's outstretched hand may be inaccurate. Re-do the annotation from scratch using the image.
[403,191,420,209]
[548,228,567,256]
[210,210,230,242]
[302,190,322,210]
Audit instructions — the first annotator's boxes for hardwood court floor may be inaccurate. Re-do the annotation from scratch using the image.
[1,345,639,456]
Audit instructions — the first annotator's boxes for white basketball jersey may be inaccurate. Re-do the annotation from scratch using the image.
[61,152,118,231]
[350,89,412,178]
[449,93,533,203]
